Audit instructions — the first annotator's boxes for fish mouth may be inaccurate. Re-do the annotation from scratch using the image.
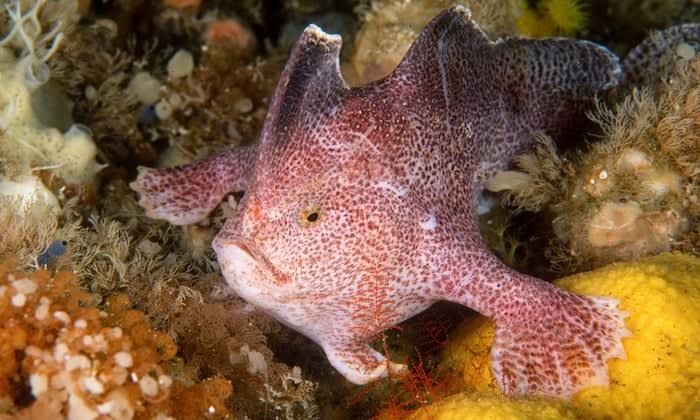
[213,236,291,286]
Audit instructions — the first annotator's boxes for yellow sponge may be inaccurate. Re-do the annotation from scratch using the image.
[440,253,700,419]
[409,392,577,420]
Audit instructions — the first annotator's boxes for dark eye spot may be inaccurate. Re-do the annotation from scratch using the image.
[299,205,323,227]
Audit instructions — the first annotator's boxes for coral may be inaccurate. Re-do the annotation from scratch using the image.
[0,261,234,418]
[152,39,282,163]
[439,253,700,419]
[491,53,700,270]
[0,0,103,186]
[516,0,589,38]
[0,185,319,417]
[48,19,159,167]
[347,0,519,85]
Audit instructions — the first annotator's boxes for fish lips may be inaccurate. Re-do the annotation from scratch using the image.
[212,235,292,292]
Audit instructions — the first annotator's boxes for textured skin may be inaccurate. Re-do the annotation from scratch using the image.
[620,23,700,88]
[133,146,257,225]
[132,7,632,398]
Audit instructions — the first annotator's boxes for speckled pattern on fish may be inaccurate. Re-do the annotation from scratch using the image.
[132,7,632,398]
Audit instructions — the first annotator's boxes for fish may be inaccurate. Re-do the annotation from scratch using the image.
[37,239,68,267]
[131,7,697,398]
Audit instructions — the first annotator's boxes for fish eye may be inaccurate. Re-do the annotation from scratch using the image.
[299,205,323,227]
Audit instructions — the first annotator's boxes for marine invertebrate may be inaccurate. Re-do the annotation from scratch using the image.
[516,0,589,38]
[48,18,158,167]
[407,393,577,419]
[440,253,700,419]
[132,7,632,399]
[491,38,700,270]
[0,173,60,214]
[0,261,234,418]
[206,18,256,52]
[36,238,68,267]
[151,37,281,163]
[0,187,318,417]
[0,0,103,185]
[0,194,78,273]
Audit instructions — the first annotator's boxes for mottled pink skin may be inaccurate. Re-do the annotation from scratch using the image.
[132,7,631,398]
[133,146,257,225]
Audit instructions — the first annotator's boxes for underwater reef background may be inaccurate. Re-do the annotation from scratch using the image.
[0,0,698,418]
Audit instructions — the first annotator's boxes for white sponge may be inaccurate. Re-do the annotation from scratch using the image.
[0,53,104,185]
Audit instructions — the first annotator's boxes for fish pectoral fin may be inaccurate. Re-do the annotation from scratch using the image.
[492,288,630,399]
[131,145,256,225]
[320,339,406,385]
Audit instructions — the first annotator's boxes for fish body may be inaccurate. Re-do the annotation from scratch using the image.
[131,7,699,397]
[37,239,68,267]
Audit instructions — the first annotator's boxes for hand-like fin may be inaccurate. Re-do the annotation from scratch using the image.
[130,146,256,225]
[491,286,629,399]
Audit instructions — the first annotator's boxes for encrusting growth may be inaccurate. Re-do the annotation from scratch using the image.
[490,24,700,270]
[133,7,640,399]
[0,261,234,418]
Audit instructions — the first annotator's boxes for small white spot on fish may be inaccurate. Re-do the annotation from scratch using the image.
[420,214,437,231]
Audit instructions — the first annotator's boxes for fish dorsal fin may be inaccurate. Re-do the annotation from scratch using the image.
[491,36,620,139]
[385,6,491,110]
[393,6,490,76]
[260,25,348,149]
[385,6,620,141]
